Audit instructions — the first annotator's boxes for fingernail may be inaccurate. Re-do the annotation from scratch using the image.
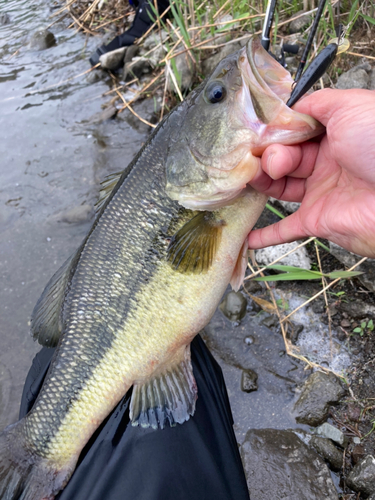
[267,151,276,178]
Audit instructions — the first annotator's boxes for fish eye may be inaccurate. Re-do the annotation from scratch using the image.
[205,81,227,104]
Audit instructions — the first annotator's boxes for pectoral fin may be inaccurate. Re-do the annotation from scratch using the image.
[167,211,225,273]
[31,250,81,347]
[230,239,249,292]
[130,344,197,429]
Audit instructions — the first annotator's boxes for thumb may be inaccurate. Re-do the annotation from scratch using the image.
[248,211,309,249]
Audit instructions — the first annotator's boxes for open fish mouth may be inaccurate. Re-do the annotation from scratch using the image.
[245,35,296,105]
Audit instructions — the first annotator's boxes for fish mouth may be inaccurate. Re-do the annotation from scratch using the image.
[245,36,296,104]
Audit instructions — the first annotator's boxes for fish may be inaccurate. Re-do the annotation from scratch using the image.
[0,36,323,500]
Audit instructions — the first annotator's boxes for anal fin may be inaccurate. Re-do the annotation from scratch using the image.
[130,345,197,429]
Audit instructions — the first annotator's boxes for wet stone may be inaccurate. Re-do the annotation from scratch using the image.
[99,47,126,70]
[293,371,346,426]
[57,205,93,224]
[28,30,56,51]
[123,56,152,81]
[315,423,348,448]
[336,62,372,90]
[255,241,311,270]
[289,11,312,33]
[330,241,375,292]
[243,280,262,294]
[0,12,10,25]
[346,455,375,496]
[310,435,343,470]
[86,69,109,84]
[166,44,195,92]
[260,314,278,328]
[339,299,375,319]
[241,369,258,393]
[241,429,338,499]
[219,291,247,322]
[352,444,366,465]
[347,404,361,423]
[287,322,304,344]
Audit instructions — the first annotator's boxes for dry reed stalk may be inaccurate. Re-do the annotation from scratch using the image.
[165,59,183,100]
[245,237,316,281]
[136,4,172,45]
[314,241,333,359]
[347,51,375,61]
[246,261,342,376]
[79,0,101,23]
[116,88,156,127]
[118,69,165,113]
[213,0,231,20]
[166,19,196,66]
[281,257,368,323]
[50,0,77,18]
[94,13,129,31]
[188,13,267,30]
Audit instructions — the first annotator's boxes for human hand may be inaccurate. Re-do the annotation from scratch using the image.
[248,88,375,258]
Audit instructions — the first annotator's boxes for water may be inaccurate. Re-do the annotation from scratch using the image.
[0,0,148,429]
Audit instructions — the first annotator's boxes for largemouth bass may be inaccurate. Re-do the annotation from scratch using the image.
[0,37,323,500]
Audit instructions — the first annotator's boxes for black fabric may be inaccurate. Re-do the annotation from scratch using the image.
[102,0,170,53]
[20,335,250,500]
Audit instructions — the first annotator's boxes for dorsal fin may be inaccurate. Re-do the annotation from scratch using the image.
[95,171,123,214]
[167,211,225,274]
[31,250,80,347]
[130,345,197,429]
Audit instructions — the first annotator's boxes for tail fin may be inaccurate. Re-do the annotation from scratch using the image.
[0,421,74,500]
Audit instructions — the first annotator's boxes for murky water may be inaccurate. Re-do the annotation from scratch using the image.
[0,0,148,429]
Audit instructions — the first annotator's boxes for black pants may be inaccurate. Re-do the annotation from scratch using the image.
[20,335,250,500]
[103,0,170,52]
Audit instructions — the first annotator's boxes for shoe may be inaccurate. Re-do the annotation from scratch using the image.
[89,45,108,67]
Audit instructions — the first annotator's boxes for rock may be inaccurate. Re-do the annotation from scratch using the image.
[293,371,346,426]
[289,11,312,34]
[0,12,10,25]
[274,199,300,213]
[219,291,247,322]
[352,444,366,465]
[287,322,304,344]
[241,429,338,499]
[201,42,242,77]
[255,241,311,270]
[28,30,56,51]
[346,455,375,496]
[241,369,258,393]
[118,98,156,134]
[142,30,168,51]
[166,45,195,93]
[369,69,375,90]
[57,205,92,224]
[86,104,118,124]
[99,47,126,70]
[315,423,348,448]
[310,436,343,470]
[260,315,278,328]
[242,280,262,294]
[336,68,370,89]
[336,61,372,90]
[86,69,108,84]
[347,404,361,423]
[339,299,375,319]
[329,241,375,292]
[124,44,139,64]
[123,56,152,81]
